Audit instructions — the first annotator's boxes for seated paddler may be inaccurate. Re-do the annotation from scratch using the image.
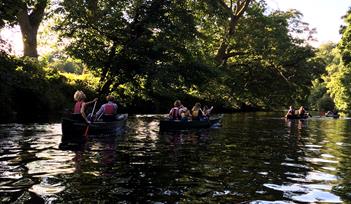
[179,105,191,122]
[169,100,182,120]
[95,95,118,122]
[73,90,97,123]
[191,102,204,120]
[298,106,306,117]
[285,106,295,117]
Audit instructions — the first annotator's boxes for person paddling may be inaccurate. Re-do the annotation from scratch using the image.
[95,95,118,122]
[169,100,182,120]
[179,105,191,122]
[202,105,213,120]
[285,106,295,117]
[191,102,204,120]
[73,90,97,123]
[298,106,306,117]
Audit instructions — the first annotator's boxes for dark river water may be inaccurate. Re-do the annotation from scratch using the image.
[1,112,351,203]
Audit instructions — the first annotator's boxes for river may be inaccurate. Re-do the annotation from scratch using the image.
[0,113,351,203]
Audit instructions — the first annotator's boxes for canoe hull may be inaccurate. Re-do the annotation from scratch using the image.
[159,117,221,131]
[285,114,309,120]
[325,114,340,119]
[61,114,127,142]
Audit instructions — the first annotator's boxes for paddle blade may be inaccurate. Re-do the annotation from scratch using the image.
[84,125,89,139]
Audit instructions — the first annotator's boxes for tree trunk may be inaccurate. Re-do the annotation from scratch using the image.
[18,18,39,57]
[215,0,252,65]
[99,79,113,96]
[215,15,240,64]
[16,0,47,58]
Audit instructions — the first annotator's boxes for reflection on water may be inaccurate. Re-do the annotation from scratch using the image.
[0,113,351,203]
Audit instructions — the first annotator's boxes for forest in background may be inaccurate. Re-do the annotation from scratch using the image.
[1,0,351,123]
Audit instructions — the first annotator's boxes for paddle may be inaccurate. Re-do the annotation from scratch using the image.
[84,100,97,139]
[97,112,103,121]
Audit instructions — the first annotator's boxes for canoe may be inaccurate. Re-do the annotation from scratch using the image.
[159,116,222,131]
[325,114,340,119]
[61,114,128,139]
[285,114,309,120]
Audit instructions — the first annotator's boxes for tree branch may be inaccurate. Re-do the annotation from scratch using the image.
[224,51,249,58]
[236,0,251,16]
[29,0,47,29]
[217,0,234,16]
[215,0,252,64]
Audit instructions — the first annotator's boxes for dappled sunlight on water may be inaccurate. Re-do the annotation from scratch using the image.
[0,113,351,203]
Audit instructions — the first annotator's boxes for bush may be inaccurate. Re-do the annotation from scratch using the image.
[317,95,335,112]
[0,53,97,123]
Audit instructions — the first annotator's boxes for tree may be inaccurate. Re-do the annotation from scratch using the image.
[0,0,48,57]
[194,2,323,108]
[56,0,323,110]
[308,43,337,111]
[339,8,351,65]
[214,0,252,65]
[323,8,351,114]
[58,0,213,100]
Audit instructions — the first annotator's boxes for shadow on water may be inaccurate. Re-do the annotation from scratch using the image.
[0,113,351,203]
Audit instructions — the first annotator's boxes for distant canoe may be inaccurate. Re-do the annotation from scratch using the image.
[325,114,340,119]
[61,114,128,139]
[285,114,309,120]
[159,116,222,131]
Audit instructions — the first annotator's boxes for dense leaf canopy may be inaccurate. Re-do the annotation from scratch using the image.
[3,0,349,119]
[55,0,322,109]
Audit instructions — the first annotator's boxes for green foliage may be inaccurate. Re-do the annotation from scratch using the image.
[198,2,323,108]
[0,51,17,121]
[325,63,351,113]
[308,43,339,111]
[47,58,85,74]
[0,0,335,121]
[54,0,323,111]
[57,0,215,107]
[309,76,335,112]
[60,72,99,92]
[339,9,351,65]
[0,51,96,122]
[320,9,351,115]
[317,95,335,112]
[0,0,20,27]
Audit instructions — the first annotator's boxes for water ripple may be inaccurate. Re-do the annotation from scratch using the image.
[0,114,350,202]
[291,189,342,203]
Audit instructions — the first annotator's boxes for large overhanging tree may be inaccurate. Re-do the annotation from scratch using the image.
[225,6,322,107]
[0,0,48,57]
[57,0,323,109]
[213,0,252,65]
[184,0,252,66]
[57,0,213,99]
[189,1,323,107]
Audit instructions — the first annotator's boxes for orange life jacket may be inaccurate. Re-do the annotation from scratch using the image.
[170,107,180,120]
[104,103,116,115]
[73,101,83,114]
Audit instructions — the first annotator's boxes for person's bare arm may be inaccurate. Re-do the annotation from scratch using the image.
[169,108,173,116]
[85,98,98,105]
[200,108,205,115]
